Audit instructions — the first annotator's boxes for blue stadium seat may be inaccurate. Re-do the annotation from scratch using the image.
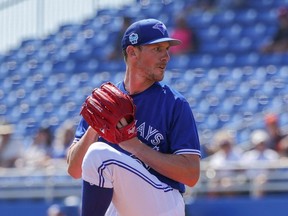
[258,54,283,66]
[138,2,163,18]
[234,53,260,67]
[91,71,113,86]
[189,54,213,68]
[160,0,187,17]
[205,114,220,130]
[52,59,75,73]
[279,65,288,78]
[199,25,221,42]
[256,7,277,25]
[197,99,210,114]
[118,4,141,19]
[57,23,81,41]
[98,59,126,72]
[237,127,253,144]
[69,72,90,89]
[168,55,190,69]
[67,42,93,60]
[228,37,253,54]
[111,71,125,84]
[19,39,43,57]
[234,9,258,26]
[211,53,236,67]
[218,24,242,40]
[96,8,119,17]
[246,0,274,10]
[211,10,236,27]
[279,112,288,127]
[187,14,210,29]
[73,59,99,73]
[199,37,229,54]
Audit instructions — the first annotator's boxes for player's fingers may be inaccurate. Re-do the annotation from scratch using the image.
[120,118,128,126]
[117,122,123,128]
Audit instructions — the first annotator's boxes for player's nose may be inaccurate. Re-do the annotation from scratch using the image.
[161,50,170,63]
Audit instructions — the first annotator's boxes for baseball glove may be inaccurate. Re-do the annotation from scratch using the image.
[80,82,137,144]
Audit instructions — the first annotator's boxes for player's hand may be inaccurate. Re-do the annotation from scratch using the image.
[117,118,128,129]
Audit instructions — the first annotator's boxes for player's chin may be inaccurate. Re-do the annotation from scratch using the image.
[159,67,166,74]
[155,72,164,81]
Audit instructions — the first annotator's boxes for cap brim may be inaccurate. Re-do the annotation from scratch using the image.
[144,38,182,46]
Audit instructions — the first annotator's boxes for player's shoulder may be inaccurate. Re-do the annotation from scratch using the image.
[157,82,186,100]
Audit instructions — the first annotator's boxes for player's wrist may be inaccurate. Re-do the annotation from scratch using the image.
[119,137,144,155]
[86,126,99,140]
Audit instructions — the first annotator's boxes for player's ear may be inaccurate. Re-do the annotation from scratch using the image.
[126,45,137,57]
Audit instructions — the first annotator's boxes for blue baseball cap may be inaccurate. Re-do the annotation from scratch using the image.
[121,18,181,50]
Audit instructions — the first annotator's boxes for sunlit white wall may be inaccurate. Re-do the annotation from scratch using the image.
[0,0,133,54]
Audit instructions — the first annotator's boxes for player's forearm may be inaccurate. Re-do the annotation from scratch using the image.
[67,127,99,179]
[119,138,200,187]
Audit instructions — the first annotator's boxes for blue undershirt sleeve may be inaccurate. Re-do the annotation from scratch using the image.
[81,180,113,216]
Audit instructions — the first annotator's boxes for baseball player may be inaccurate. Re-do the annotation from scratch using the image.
[67,18,201,216]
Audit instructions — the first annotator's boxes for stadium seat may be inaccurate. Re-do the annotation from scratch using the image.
[234,53,260,67]
[246,0,274,10]
[279,112,288,127]
[168,54,190,69]
[189,54,213,68]
[187,13,210,29]
[258,54,283,66]
[200,37,229,54]
[18,39,42,59]
[279,65,288,78]
[52,59,75,73]
[57,23,81,41]
[211,53,236,67]
[228,37,253,54]
[211,10,236,27]
[234,9,258,26]
[138,1,163,18]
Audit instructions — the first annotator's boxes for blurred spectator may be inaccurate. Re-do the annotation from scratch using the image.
[264,113,288,157]
[106,16,132,60]
[47,204,66,216]
[169,15,198,55]
[278,135,288,157]
[206,130,244,196]
[0,122,23,168]
[47,196,80,216]
[241,129,280,197]
[200,141,214,159]
[242,129,279,163]
[52,119,76,159]
[260,6,288,53]
[208,130,243,167]
[17,126,54,168]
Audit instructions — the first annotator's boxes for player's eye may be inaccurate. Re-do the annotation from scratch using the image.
[154,47,162,52]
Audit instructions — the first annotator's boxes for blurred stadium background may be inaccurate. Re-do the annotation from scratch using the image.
[1,0,288,215]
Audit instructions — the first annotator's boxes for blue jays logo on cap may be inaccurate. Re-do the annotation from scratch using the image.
[121,18,181,50]
[152,23,166,35]
[129,33,139,45]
